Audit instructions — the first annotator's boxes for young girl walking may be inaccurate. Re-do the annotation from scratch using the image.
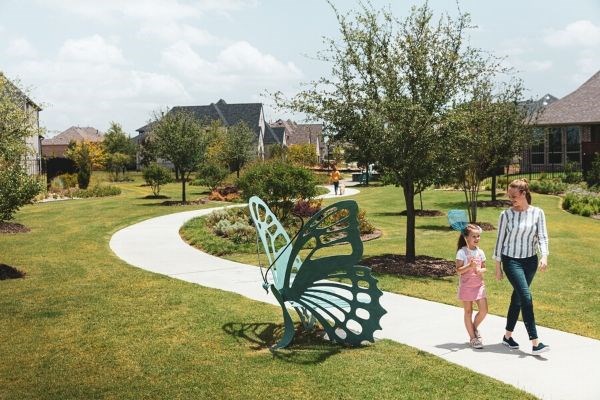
[456,224,488,349]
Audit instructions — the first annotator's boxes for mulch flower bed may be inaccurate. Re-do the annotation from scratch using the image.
[0,221,30,234]
[362,254,456,278]
[161,198,208,206]
[0,264,26,280]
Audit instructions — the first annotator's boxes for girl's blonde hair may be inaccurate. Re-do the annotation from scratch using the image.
[509,178,532,204]
[457,224,482,250]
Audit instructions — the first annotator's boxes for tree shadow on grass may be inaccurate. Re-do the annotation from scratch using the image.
[0,264,26,280]
[222,322,344,364]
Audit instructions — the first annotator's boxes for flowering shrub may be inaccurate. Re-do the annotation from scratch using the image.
[529,179,567,195]
[562,188,600,217]
[292,198,323,218]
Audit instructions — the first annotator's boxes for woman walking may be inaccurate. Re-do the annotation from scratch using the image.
[494,179,550,355]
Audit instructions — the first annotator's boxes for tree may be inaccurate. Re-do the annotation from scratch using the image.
[447,77,532,222]
[223,121,256,178]
[287,143,318,167]
[149,109,209,202]
[0,74,42,221]
[142,163,172,196]
[103,121,135,181]
[65,141,106,189]
[275,2,498,262]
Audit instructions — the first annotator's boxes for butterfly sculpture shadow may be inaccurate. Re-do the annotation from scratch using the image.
[222,322,342,363]
[248,196,386,351]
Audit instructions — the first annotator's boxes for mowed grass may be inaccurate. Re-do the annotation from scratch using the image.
[0,174,536,399]
[219,184,600,339]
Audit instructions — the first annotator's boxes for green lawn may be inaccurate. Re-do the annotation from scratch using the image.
[0,174,537,399]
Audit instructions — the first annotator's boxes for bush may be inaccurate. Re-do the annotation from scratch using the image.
[563,161,582,184]
[585,152,600,188]
[358,209,375,234]
[73,184,121,198]
[0,162,41,221]
[50,173,78,192]
[195,163,229,191]
[206,207,256,245]
[142,164,172,196]
[208,186,241,202]
[562,189,600,217]
[237,160,319,219]
[529,179,567,195]
[293,198,323,218]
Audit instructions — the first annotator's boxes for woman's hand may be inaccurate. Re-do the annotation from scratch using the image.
[538,256,548,272]
[495,261,503,280]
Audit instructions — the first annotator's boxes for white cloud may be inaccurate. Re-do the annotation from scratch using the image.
[524,60,553,72]
[6,38,38,58]
[138,22,222,46]
[161,40,303,92]
[18,53,190,133]
[58,35,126,65]
[544,20,600,47]
[38,0,256,22]
[571,49,600,84]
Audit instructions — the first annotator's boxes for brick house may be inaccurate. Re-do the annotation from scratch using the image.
[41,126,105,158]
[523,70,600,174]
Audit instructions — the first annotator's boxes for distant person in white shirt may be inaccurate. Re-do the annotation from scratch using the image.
[494,179,550,355]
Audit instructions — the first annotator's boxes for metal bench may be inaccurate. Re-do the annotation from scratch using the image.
[248,196,386,350]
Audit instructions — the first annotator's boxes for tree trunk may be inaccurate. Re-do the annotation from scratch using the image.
[181,174,186,203]
[403,182,416,263]
[491,174,497,201]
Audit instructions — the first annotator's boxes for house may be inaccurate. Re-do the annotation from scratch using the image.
[269,119,326,163]
[523,71,600,174]
[41,126,105,158]
[0,72,43,175]
[134,99,269,168]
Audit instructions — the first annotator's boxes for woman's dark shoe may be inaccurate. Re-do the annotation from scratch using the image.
[502,336,519,349]
[532,343,550,355]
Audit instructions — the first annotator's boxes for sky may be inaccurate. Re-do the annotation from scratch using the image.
[1,0,599,137]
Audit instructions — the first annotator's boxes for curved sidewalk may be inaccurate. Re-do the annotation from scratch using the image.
[110,188,600,400]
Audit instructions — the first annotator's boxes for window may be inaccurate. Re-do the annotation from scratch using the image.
[566,126,580,163]
[548,127,562,164]
[531,127,544,164]
[591,125,600,143]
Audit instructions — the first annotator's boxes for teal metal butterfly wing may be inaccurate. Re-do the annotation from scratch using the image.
[249,196,386,349]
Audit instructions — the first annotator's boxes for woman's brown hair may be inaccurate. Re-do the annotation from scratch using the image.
[509,178,532,204]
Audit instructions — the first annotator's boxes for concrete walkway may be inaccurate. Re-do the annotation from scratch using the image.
[109,184,600,400]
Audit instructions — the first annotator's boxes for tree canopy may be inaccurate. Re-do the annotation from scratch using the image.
[275,2,519,262]
[149,109,210,202]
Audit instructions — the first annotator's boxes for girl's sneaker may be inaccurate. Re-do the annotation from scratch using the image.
[502,336,519,349]
[470,338,483,349]
[532,343,550,355]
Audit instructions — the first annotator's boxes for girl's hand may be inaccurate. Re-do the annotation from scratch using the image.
[538,256,548,272]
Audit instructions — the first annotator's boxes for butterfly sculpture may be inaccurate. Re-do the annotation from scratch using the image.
[248,196,386,350]
[447,209,469,232]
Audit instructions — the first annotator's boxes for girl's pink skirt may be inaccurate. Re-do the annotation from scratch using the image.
[458,284,486,301]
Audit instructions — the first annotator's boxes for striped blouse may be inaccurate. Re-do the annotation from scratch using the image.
[493,206,549,261]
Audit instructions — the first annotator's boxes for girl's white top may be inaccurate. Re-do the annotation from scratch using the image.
[493,205,549,261]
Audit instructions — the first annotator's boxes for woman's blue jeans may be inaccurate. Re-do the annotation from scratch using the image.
[502,255,538,340]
